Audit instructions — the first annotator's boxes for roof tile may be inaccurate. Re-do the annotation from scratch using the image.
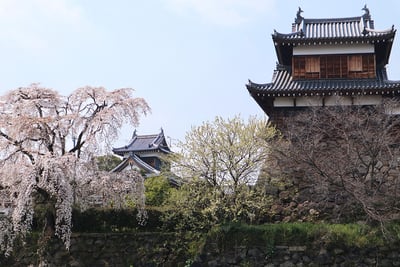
[274,16,395,41]
[112,130,171,154]
[247,68,400,96]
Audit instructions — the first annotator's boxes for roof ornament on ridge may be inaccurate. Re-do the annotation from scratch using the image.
[295,7,304,24]
[361,4,375,35]
[362,4,372,35]
[362,4,371,21]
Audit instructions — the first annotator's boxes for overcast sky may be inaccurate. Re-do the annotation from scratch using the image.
[1,0,399,147]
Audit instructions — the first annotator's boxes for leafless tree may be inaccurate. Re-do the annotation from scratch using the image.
[272,101,400,225]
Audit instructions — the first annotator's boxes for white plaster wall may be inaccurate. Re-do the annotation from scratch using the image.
[296,97,323,107]
[353,95,381,105]
[293,43,374,55]
[273,95,383,107]
[274,97,294,107]
[324,96,353,106]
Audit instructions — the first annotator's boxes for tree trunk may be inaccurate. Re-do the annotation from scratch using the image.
[34,188,56,237]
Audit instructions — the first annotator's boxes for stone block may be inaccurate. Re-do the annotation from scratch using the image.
[289,246,306,252]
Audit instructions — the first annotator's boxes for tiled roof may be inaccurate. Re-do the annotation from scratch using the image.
[247,67,400,97]
[111,155,181,186]
[273,11,395,42]
[113,129,171,155]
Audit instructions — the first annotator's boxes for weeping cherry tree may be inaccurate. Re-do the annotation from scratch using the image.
[0,84,150,255]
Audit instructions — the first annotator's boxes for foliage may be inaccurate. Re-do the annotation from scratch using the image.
[172,115,275,188]
[162,179,213,232]
[0,84,150,255]
[144,175,174,206]
[162,178,273,232]
[95,154,122,172]
[273,102,400,225]
[71,208,164,232]
[165,115,276,229]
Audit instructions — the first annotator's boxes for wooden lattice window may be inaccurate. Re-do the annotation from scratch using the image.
[293,56,320,79]
[348,54,375,78]
[305,56,320,73]
[348,55,363,72]
[319,55,347,79]
[293,54,375,80]
[292,56,306,79]
[363,54,375,78]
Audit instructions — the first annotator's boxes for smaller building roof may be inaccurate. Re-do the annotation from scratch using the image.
[247,66,400,97]
[111,154,160,174]
[112,129,171,156]
[111,154,181,187]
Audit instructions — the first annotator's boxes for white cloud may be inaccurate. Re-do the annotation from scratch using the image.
[0,0,87,51]
[164,0,277,26]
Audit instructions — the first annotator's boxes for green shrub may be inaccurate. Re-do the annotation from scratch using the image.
[144,175,174,206]
[95,155,122,171]
[71,207,164,232]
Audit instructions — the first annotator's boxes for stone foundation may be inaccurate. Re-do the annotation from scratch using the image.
[2,231,400,266]
[194,243,400,266]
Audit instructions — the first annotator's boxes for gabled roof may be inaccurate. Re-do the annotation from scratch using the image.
[112,129,171,156]
[247,66,400,97]
[111,154,181,187]
[111,154,160,174]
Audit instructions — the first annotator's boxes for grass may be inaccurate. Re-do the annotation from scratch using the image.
[209,222,400,250]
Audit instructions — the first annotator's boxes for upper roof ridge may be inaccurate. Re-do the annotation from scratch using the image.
[304,16,362,24]
[294,5,372,24]
[274,5,395,42]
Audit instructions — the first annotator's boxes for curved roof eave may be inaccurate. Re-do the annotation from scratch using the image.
[247,68,400,97]
[272,32,395,44]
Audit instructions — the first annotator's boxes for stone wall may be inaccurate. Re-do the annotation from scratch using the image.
[2,231,400,266]
[193,243,400,266]
[0,232,193,267]
[258,151,368,224]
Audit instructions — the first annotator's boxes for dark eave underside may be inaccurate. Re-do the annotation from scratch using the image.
[247,68,400,97]
[273,33,395,45]
[113,132,171,155]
